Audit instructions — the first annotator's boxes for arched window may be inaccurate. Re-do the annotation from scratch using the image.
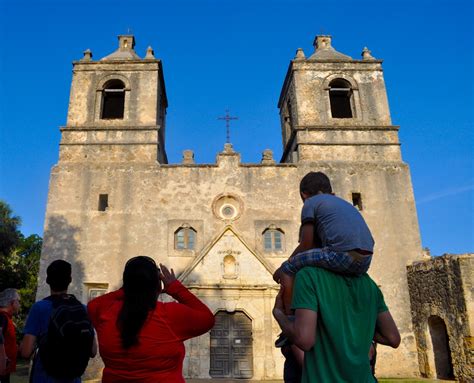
[174,226,196,250]
[329,79,353,118]
[263,228,284,251]
[101,79,125,119]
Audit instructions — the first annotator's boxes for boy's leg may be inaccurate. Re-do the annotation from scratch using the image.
[286,248,371,275]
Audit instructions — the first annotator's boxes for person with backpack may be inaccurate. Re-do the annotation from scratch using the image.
[0,288,20,383]
[21,260,97,382]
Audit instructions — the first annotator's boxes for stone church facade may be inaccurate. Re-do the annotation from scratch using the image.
[38,34,425,379]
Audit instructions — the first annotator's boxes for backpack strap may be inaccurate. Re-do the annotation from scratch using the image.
[45,294,71,309]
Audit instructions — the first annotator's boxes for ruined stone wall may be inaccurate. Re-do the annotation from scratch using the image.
[407,254,474,382]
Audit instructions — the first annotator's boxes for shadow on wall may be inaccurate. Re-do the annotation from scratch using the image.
[39,214,85,299]
[36,215,103,380]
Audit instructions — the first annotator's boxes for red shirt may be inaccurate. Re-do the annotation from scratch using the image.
[0,311,17,375]
[88,280,214,382]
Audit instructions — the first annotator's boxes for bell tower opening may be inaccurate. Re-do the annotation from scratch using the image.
[101,79,125,119]
[329,78,353,118]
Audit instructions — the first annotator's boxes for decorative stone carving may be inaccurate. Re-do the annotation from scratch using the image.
[145,46,155,59]
[294,48,305,60]
[361,46,376,60]
[212,194,243,221]
[182,150,195,164]
[81,49,93,61]
[261,149,275,165]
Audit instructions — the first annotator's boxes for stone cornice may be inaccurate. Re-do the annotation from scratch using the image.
[294,125,400,131]
[60,125,159,131]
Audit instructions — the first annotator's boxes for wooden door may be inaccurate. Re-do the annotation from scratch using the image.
[210,311,253,378]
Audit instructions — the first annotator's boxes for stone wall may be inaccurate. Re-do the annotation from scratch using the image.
[407,254,474,382]
[38,34,425,380]
[38,147,423,378]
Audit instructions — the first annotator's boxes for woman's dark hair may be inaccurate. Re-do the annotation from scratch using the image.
[299,172,332,196]
[117,256,161,349]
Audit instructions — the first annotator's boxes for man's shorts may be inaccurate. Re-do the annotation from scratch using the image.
[280,248,372,276]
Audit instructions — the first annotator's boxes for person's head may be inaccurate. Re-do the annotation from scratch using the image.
[46,260,72,292]
[118,256,161,349]
[0,288,20,314]
[299,172,333,200]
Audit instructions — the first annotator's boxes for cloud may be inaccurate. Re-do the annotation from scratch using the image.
[416,184,474,205]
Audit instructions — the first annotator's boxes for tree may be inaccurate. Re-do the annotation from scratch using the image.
[0,200,22,257]
[0,200,42,335]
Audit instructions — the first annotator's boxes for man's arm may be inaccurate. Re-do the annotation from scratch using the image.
[273,286,317,351]
[20,334,37,359]
[373,311,400,348]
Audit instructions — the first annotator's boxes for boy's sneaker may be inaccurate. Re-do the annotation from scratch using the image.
[275,332,288,348]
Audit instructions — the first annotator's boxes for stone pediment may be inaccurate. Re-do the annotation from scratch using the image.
[179,226,276,287]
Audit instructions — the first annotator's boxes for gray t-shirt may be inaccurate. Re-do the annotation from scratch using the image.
[301,194,374,252]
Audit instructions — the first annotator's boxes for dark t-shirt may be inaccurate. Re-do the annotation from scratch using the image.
[301,194,374,252]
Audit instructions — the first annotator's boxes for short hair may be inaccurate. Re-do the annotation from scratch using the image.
[0,288,18,308]
[299,172,332,195]
[46,260,72,291]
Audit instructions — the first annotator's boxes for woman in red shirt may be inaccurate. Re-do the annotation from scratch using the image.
[88,256,215,382]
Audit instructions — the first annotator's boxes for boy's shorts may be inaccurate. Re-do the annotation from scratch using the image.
[280,248,372,276]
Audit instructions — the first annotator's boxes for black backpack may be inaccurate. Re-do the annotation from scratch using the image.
[38,294,94,379]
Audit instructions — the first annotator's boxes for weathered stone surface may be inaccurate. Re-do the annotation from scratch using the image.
[38,34,426,379]
[407,254,474,382]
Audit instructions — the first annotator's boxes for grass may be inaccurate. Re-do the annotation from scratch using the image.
[10,360,448,382]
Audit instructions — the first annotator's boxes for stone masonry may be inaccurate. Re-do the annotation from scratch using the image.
[38,34,424,379]
[407,254,474,382]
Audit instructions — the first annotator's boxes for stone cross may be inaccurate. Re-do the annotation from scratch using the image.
[217,109,238,144]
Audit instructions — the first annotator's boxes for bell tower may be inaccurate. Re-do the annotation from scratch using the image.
[279,35,397,164]
[60,35,168,163]
[278,36,423,376]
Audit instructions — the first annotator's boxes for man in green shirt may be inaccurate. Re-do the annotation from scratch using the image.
[273,267,401,382]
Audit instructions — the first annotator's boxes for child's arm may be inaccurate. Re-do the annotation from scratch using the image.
[289,223,315,260]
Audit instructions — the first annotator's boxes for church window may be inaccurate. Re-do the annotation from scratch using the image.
[175,226,196,250]
[352,192,363,210]
[329,79,353,118]
[263,228,284,251]
[101,79,125,119]
[84,283,108,302]
[98,194,108,211]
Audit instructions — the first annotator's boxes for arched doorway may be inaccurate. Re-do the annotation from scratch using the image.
[428,315,454,379]
[210,311,253,379]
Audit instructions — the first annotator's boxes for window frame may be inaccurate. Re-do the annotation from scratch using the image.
[328,78,354,119]
[323,75,360,121]
[100,79,126,120]
[263,228,284,252]
[94,75,131,122]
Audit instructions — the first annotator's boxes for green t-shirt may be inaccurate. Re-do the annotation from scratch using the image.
[291,267,388,383]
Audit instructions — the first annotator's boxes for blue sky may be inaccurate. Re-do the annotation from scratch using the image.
[0,0,473,256]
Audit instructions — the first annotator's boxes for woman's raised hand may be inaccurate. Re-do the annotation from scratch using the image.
[159,263,177,290]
